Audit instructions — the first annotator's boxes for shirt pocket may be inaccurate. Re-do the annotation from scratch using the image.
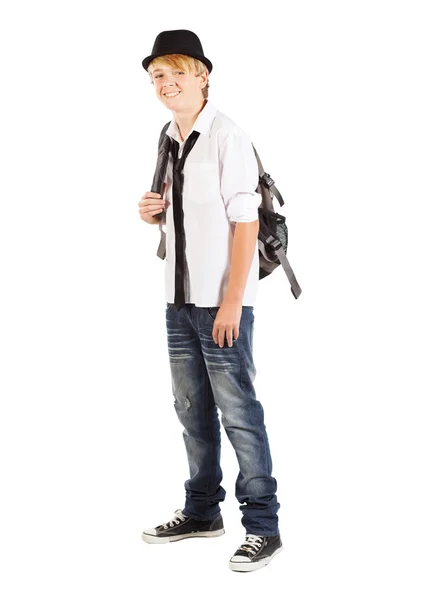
[183,161,219,204]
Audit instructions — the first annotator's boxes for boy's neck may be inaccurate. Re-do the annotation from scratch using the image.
[174,98,207,142]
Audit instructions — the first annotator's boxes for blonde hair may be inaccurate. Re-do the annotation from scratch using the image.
[147,53,210,99]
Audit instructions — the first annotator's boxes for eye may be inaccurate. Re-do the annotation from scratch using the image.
[154,72,184,78]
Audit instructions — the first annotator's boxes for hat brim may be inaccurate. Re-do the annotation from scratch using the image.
[142,53,213,74]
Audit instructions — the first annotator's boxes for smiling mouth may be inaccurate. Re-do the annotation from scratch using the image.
[164,91,181,98]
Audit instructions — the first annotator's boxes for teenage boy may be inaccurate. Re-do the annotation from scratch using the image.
[138,29,283,572]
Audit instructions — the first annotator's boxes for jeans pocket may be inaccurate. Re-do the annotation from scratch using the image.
[207,306,220,321]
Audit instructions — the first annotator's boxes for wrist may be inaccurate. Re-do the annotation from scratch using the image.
[223,291,244,305]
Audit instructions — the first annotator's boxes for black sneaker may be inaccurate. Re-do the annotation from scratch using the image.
[229,533,283,572]
[142,508,225,544]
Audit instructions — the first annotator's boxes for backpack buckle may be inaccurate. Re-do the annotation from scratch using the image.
[260,172,275,188]
[265,235,282,251]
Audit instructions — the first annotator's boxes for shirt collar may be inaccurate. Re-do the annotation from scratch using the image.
[166,99,217,143]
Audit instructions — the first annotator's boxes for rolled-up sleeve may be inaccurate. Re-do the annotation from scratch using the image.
[218,127,261,222]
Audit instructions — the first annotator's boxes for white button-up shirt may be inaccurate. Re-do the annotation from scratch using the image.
[161,99,261,307]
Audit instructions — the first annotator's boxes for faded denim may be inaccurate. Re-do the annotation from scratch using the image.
[165,302,280,537]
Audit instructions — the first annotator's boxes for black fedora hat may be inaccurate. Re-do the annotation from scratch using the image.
[141,29,213,74]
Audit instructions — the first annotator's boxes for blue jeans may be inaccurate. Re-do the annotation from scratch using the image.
[165,302,280,537]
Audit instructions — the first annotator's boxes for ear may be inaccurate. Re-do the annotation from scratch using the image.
[200,69,209,88]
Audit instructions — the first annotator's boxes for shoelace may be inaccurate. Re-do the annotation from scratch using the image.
[238,534,264,554]
[160,509,187,529]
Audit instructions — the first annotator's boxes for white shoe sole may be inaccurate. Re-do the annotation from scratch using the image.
[142,528,225,544]
[229,544,283,572]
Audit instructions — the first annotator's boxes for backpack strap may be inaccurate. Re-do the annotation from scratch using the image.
[156,184,167,260]
[258,237,302,299]
[152,121,171,260]
[252,144,285,207]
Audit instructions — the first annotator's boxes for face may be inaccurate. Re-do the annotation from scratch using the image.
[151,65,208,110]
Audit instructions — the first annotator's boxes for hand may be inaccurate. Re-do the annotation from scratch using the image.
[138,191,167,224]
[212,300,242,348]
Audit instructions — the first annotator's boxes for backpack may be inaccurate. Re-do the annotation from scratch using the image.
[150,121,302,300]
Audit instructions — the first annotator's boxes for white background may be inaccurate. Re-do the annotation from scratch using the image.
[1,0,441,597]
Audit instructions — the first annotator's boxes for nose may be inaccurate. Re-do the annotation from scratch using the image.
[162,72,177,85]
[163,83,178,94]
